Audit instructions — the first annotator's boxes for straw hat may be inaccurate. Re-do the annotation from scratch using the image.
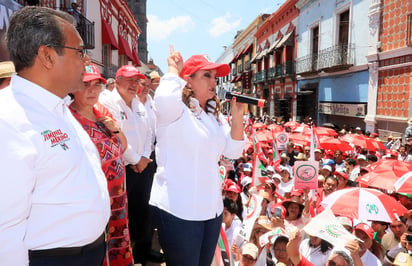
[0,61,15,78]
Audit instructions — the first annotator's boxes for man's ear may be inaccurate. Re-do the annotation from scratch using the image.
[37,45,55,70]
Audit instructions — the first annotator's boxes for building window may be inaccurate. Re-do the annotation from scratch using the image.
[338,10,350,45]
[312,26,319,55]
[118,55,129,67]
[103,44,112,67]
[407,13,412,46]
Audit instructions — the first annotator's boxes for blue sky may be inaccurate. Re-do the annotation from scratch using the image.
[146,0,287,73]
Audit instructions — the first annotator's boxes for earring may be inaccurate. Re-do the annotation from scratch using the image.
[187,83,192,88]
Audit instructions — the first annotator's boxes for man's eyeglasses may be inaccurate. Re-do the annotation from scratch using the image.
[46,44,87,59]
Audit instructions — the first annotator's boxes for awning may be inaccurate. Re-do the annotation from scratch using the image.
[132,50,142,66]
[230,50,242,64]
[119,37,134,61]
[256,48,269,60]
[250,52,259,63]
[230,75,241,83]
[101,20,118,49]
[268,38,281,53]
[275,31,294,49]
[241,43,253,55]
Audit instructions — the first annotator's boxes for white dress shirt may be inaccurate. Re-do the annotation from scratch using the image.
[0,75,111,266]
[140,95,156,151]
[100,88,152,165]
[149,73,245,221]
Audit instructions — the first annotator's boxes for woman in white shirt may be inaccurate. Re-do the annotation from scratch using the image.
[149,47,245,266]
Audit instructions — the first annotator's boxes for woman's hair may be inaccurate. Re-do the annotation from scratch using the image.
[235,194,244,222]
[370,239,385,261]
[319,239,333,254]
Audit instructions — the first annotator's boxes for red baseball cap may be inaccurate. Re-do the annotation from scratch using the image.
[180,54,230,78]
[354,223,374,240]
[222,179,241,193]
[334,171,348,181]
[116,65,146,80]
[83,64,107,84]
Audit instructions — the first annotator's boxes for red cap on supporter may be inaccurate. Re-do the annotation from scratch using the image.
[83,64,107,84]
[180,55,230,78]
[334,171,348,181]
[116,65,146,80]
[222,179,241,193]
[354,223,374,240]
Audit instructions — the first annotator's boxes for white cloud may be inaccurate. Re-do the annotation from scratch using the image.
[147,15,194,41]
[208,13,241,38]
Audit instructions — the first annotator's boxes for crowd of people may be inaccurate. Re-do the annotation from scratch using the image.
[1,6,411,266]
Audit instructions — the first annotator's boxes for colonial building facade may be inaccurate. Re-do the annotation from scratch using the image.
[365,0,412,138]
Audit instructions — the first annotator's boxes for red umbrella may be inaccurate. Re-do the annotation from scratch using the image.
[252,122,266,129]
[255,130,273,142]
[340,134,376,151]
[297,126,338,137]
[315,127,338,137]
[394,172,412,194]
[357,160,412,190]
[288,133,310,147]
[318,136,353,152]
[321,188,408,223]
[284,121,301,129]
[367,137,386,150]
[267,124,284,133]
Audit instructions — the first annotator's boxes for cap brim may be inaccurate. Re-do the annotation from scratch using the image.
[200,63,230,77]
[120,72,146,79]
[83,75,107,84]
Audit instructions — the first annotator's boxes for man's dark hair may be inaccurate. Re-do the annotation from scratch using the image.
[345,158,357,166]
[7,6,75,72]
[223,198,238,215]
[325,175,338,184]
[367,154,378,163]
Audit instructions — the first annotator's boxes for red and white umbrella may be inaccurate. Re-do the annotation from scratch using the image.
[321,188,408,223]
[357,160,412,191]
[394,172,412,195]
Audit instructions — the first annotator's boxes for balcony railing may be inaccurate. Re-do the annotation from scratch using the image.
[238,64,244,73]
[296,54,318,74]
[285,61,295,75]
[317,44,354,71]
[296,44,354,74]
[103,64,118,79]
[253,70,266,83]
[275,64,284,77]
[77,13,95,49]
[267,67,275,80]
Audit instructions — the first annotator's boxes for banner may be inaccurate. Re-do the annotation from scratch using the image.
[236,193,263,242]
[302,208,359,248]
[252,153,267,187]
[276,132,289,150]
[293,161,319,190]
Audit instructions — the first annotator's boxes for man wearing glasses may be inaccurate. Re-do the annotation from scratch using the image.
[0,6,110,266]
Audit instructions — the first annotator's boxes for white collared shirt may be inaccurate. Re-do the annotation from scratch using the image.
[140,95,156,151]
[149,73,245,220]
[100,88,152,165]
[0,75,111,266]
